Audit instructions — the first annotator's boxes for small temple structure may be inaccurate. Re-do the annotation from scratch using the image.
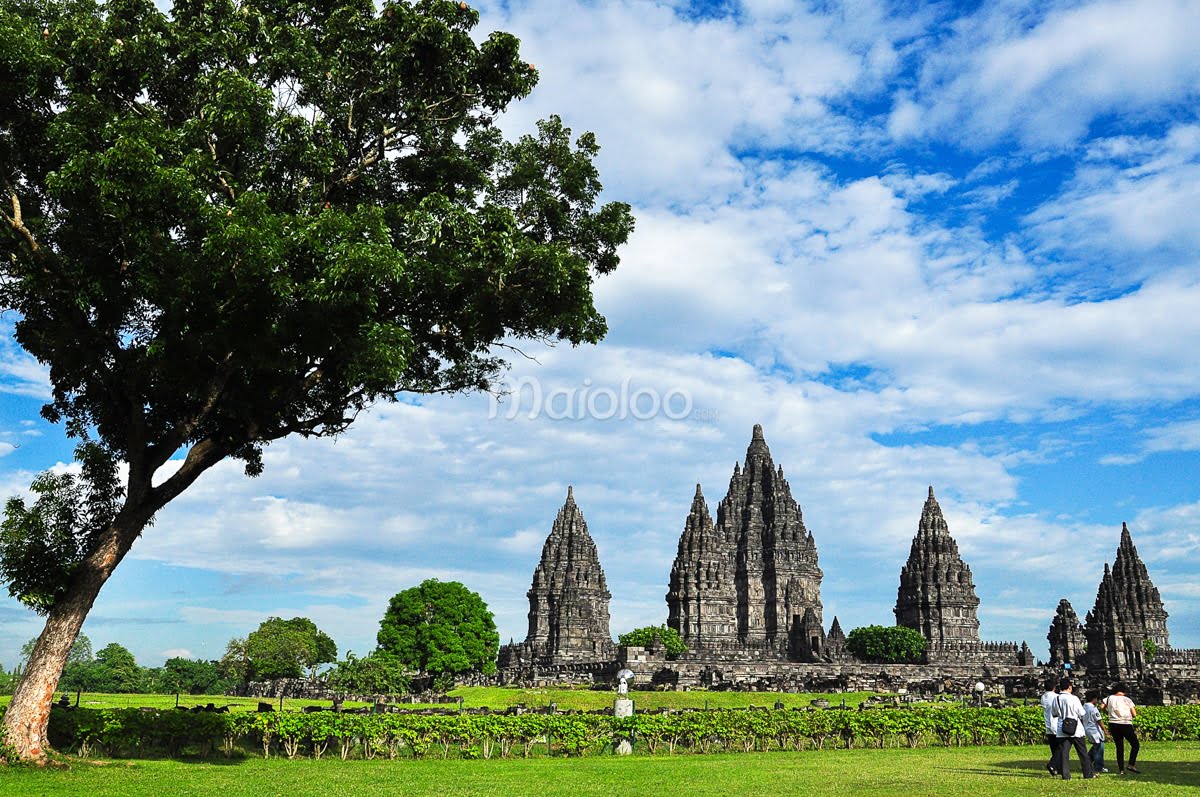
[498,487,613,667]
[1046,598,1087,666]
[894,487,982,644]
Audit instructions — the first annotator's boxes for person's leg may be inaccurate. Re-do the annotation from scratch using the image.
[1057,737,1071,780]
[1127,727,1140,769]
[1113,725,1127,773]
[1075,736,1095,779]
[1095,739,1106,771]
[1045,733,1059,774]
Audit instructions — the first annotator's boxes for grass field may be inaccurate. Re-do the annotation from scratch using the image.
[2,743,1197,796]
[1,687,879,713]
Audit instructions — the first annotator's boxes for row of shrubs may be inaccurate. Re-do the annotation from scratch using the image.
[40,704,1200,760]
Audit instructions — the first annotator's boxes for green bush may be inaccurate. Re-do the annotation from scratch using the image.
[845,625,927,664]
[22,703,1200,761]
[617,626,687,659]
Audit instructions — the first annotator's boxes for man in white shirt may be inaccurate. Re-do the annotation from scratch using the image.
[1052,678,1096,780]
[1039,678,1060,775]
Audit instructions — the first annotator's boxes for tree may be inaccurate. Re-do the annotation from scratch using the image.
[0,0,632,759]
[244,616,337,680]
[377,579,498,677]
[91,642,145,692]
[217,637,251,684]
[154,657,230,695]
[845,625,928,664]
[21,634,92,668]
[327,651,410,696]
[618,625,687,659]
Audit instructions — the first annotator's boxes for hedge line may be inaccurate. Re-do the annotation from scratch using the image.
[39,704,1200,760]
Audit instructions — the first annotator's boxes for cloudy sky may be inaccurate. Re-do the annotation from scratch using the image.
[2,0,1199,670]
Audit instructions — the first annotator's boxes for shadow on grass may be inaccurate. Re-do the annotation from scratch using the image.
[59,753,254,768]
[964,757,1200,788]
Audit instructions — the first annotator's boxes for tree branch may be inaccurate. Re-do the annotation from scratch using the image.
[146,351,236,471]
[2,192,43,256]
[208,140,237,204]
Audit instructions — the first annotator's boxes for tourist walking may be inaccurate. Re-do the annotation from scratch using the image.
[1082,692,1108,773]
[1051,678,1096,780]
[1040,678,1060,775]
[1103,683,1141,774]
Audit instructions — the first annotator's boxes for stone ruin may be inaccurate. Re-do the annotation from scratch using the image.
[497,425,1200,703]
[1048,523,1200,703]
[497,486,614,670]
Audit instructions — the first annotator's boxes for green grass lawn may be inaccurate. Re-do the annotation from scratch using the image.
[2,743,1197,796]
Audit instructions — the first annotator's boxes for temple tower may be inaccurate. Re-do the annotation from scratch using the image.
[667,424,823,656]
[1083,523,1170,676]
[825,616,848,660]
[523,487,614,662]
[1047,598,1087,666]
[894,487,981,643]
[666,484,738,649]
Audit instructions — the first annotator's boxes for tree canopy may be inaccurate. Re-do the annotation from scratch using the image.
[377,579,498,676]
[845,625,928,664]
[243,616,337,680]
[618,625,687,659]
[327,650,410,696]
[0,0,631,760]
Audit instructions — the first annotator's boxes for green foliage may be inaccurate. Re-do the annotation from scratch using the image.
[244,617,338,680]
[327,652,411,696]
[30,703,1200,760]
[0,444,122,613]
[845,625,927,664]
[617,625,687,659]
[22,633,93,667]
[0,0,634,490]
[153,657,232,696]
[1143,637,1157,662]
[377,579,498,677]
[218,637,251,684]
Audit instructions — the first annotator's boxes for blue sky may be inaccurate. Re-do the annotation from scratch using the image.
[2,0,1200,669]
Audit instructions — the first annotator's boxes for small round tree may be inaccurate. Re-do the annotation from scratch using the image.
[845,625,927,664]
[244,616,338,680]
[377,579,499,678]
[617,625,687,659]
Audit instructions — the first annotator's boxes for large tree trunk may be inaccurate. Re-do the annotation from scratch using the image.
[2,514,148,761]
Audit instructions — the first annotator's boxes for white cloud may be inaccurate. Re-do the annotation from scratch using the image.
[898,0,1200,149]
[1101,418,1200,464]
[161,648,193,660]
[0,321,51,399]
[1026,124,1200,276]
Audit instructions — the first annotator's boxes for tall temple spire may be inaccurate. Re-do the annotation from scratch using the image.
[894,487,981,643]
[669,424,823,656]
[1083,523,1169,677]
[522,489,613,663]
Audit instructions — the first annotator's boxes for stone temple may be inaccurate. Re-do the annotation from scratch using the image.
[894,487,981,644]
[666,424,823,658]
[499,487,613,667]
[498,425,1200,703]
